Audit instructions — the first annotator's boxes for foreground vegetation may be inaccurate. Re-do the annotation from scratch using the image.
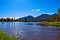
[45,22,60,27]
[0,30,17,40]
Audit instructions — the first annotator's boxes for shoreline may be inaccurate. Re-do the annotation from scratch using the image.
[45,22,60,28]
[0,30,17,40]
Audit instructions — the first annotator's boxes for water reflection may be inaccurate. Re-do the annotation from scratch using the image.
[0,22,60,40]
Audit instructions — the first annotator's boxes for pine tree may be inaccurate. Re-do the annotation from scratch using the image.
[58,9,60,21]
[58,9,60,15]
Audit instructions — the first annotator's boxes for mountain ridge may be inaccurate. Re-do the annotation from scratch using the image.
[18,13,58,22]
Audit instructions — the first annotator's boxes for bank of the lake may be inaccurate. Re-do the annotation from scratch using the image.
[45,22,60,27]
[0,30,17,40]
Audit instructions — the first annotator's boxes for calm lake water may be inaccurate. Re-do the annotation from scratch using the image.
[0,22,60,40]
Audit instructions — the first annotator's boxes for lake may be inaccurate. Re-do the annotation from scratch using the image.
[0,22,60,40]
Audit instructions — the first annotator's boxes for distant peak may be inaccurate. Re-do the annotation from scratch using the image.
[26,15,34,18]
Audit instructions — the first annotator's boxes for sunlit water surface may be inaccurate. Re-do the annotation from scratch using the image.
[0,22,60,40]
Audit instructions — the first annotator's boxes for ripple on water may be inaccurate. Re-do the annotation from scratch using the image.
[0,22,60,40]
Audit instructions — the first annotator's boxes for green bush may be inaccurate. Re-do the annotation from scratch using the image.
[0,30,18,40]
[45,22,60,27]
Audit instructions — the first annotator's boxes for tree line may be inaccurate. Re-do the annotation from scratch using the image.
[0,9,60,22]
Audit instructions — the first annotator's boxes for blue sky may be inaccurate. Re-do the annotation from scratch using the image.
[0,0,60,17]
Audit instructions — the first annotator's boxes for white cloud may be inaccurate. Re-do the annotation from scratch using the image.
[31,9,40,12]
[47,13,50,14]
[51,13,54,14]
[31,9,35,11]
[46,13,55,15]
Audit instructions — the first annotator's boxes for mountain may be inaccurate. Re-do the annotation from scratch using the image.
[36,14,51,19]
[18,14,58,22]
[51,13,58,17]
[19,15,34,22]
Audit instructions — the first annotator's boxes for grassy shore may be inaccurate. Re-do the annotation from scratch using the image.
[0,30,17,40]
[45,22,60,27]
